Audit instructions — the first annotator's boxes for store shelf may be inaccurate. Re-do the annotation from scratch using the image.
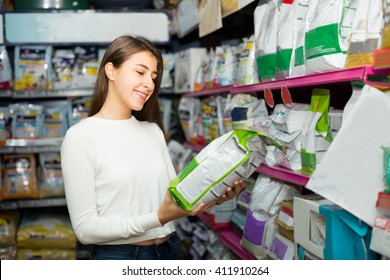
[197,212,211,225]
[5,138,63,147]
[4,11,170,45]
[182,85,233,97]
[256,164,310,187]
[179,66,390,99]
[0,145,61,154]
[229,66,390,94]
[0,89,93,99]
[0,90,12,98]
[14,89,93,99]
[0,197,66,210]
[0,138,63,154]
[219,229,256,260]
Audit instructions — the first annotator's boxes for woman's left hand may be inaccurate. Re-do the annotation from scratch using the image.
[215,179,245,205]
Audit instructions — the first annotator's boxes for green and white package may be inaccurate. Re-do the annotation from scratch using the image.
[300,88,332,174]
[169,129,284,211]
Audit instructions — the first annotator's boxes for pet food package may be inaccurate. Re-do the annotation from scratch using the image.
[275,0,296,79]
[344,0,383,68]
[254,0,280,82]
[0,46,13,90]
[0,153,38,200]
[304,0,358,74]
[69,96,91,126]
[17,212,77,249]
[39,153,64,198]
[41,100,70,138]
[174,48,207,93]
[169,129,285,211]
[70,46,99,89]
[51,49,76,90]
[161,53,176,89]
[0,211,21,246]
[290,0,310,77]
[237,35,259,85]
[9,103,44,139]
[14,46,52,91]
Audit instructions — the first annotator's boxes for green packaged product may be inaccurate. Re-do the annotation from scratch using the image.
[169,129,285,211]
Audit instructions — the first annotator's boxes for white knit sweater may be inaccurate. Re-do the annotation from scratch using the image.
[61,116,176,245]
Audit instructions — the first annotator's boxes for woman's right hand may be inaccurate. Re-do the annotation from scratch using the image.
[157,191,216,225]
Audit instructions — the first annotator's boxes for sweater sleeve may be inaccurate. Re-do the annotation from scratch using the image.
[153,123,177,181]
[61,126,162,245]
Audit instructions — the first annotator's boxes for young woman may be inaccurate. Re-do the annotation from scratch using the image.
[61,35,244,260]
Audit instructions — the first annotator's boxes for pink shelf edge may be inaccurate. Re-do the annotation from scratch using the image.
[230,67,368,94]
[173,66,390,97]
[256,164,310,186]
[197,212,210,226]
[182,85,233,97]
[219,229,256,260]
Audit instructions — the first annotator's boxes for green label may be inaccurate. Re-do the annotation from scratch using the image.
[300,148,316,175]
[276,49,293,72]
[294,46,305,67]
[257,53,276,79]
[305,24,342,60]
[310,88,330,134]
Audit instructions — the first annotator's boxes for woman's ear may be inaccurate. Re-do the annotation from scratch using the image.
[105,62,115,81]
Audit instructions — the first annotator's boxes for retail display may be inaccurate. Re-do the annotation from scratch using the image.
[1,1,390,261]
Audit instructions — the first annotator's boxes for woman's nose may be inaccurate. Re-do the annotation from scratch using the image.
[144,76,154,90]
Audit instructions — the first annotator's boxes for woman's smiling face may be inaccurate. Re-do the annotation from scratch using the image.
[109,50,158,113]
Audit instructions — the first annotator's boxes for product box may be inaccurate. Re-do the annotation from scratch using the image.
[319,204,377,260]
[174,48,207,93]
[370,215,390,258]
[267,233,295,260]
[205,199,236,229]
[293,195,331,259]
[275,201,294,242]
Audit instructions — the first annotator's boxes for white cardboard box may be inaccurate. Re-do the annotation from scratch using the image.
[370,215,390,258]
[293,196,332,259]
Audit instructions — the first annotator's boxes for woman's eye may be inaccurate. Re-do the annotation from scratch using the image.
[136,71,144,75]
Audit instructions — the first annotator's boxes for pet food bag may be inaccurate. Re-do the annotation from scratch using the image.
[169,129,284,210]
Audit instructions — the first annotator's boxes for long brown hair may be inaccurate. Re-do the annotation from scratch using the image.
[89,35,164,131]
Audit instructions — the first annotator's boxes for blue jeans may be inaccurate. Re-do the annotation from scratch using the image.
[90,232,183,260]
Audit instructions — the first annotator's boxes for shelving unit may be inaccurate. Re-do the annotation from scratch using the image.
[256,164,309,186]
[182,85,233,97]
[0,9,173,261]
[3,11,170,45]
[197,212,254,259]
[1,3,388,261]
[0,89,93,99]
[219,229,256,260]
[180,65,390,189]
[0,138,65,210]
[0,197,66,210]
[0,138,62,153]
[180,65,390,260]
[183,66,390,99]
